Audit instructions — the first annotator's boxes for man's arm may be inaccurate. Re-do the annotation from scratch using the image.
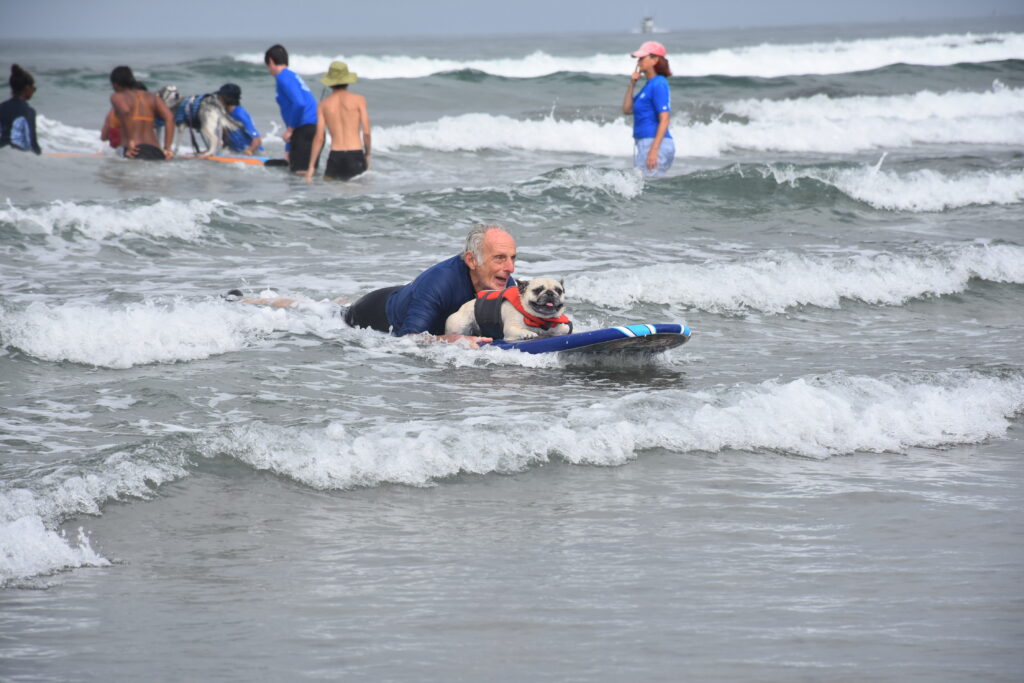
[305,101,327,181]
[359,96,371,168]
[391,267,491,347]
[277,71,306,128]
[392,285,445,336]
[236,108,263,155]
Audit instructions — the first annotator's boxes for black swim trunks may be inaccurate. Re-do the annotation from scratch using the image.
[130,143,166,160]
[343,285,403,333]
[288,123,319,173]
[325,150,367,181]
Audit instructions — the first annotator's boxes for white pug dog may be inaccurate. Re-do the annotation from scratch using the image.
[446,277,572,341]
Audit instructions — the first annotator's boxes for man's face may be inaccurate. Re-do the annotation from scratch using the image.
[466,230,516,292]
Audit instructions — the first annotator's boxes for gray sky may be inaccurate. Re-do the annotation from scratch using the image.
[2,0,1022,39]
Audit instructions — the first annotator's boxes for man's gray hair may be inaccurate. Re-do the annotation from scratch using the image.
[464,223,506,263]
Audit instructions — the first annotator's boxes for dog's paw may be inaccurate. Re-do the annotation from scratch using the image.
[505,330,540,341]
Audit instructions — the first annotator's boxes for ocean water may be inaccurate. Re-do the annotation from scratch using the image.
[2,17,1023,681]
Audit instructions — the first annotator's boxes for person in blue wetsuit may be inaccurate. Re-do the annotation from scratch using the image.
[215,83,263,155]
[264,44,319,173]
[0,64,42,155]
[347,223,517,345]
[622,40,674,177]
[231,224,517,347]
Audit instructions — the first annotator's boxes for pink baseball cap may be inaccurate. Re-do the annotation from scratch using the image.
[631,41,667,58]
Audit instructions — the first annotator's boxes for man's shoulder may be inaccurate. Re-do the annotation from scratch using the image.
[418,254,465,281]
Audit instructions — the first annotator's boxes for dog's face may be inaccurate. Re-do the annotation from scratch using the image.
[518,277,566,319]
[158,85,182,110]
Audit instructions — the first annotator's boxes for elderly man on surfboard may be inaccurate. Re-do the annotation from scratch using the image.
[230,224,517,348]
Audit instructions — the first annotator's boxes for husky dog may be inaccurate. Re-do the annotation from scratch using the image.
[445,277,572,342]
[157,85,241,155]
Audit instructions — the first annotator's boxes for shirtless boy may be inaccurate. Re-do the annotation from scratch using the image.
[305,61,371,182]
[109,66,174,160]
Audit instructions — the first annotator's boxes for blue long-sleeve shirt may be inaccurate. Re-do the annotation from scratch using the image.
[385,255,516,336]
[274,68,317,129]
[225,104,263,153]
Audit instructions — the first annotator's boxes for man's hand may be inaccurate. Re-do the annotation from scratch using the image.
[437,333,493,349]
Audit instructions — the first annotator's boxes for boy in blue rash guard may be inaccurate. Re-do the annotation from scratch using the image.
[264,44,319,173]
[215,83,263,155]
[622,40,675,177]
[0,64,41,155]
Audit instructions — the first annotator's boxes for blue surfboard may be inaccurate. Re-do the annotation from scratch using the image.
[484,323,691,355]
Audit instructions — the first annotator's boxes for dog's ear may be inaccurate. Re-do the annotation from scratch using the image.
[517,279,528,293]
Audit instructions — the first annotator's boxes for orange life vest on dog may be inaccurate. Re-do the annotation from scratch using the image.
[474,286,571,339]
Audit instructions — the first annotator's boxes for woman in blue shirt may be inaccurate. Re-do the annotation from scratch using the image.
[622,41,673,177]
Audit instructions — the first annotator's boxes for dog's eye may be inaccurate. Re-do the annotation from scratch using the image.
[532,286,543,295]
[555,287,563,295]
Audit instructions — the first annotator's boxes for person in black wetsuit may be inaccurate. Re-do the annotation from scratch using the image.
[0,64,41,155]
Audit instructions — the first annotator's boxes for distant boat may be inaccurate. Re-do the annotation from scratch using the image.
[641,16,655,34]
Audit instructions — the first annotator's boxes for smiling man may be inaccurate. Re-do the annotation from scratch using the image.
[344,223,517,344]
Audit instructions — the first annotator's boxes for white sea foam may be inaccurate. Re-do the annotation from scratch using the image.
[0,198,223,242]
[570,243,1024,313]
[3,369,1020,586]
[234,32,1024,79]
[531,166,646,199]
[676,32,1024,78]
[768,163,1024,211]
[0,447,189,587]
[0,299,341,368]
[684,87,1024,156]
[374,113,632,155]
[36,115,109,154]
[0,519,109,587]
[30,84,1024,160]
[202,370,1024,490]
[370,87,1024,156]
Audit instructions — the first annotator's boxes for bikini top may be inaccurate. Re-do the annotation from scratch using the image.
[129,91,154,122]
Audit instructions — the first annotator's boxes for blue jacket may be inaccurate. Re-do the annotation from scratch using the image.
[275,68,317,129]
[385,255,516,336]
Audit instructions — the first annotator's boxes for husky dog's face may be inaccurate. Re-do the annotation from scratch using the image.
[518,277,565,319]
[158,85,182,109]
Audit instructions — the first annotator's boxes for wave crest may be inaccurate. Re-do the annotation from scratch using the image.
[570,244,1024,313]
